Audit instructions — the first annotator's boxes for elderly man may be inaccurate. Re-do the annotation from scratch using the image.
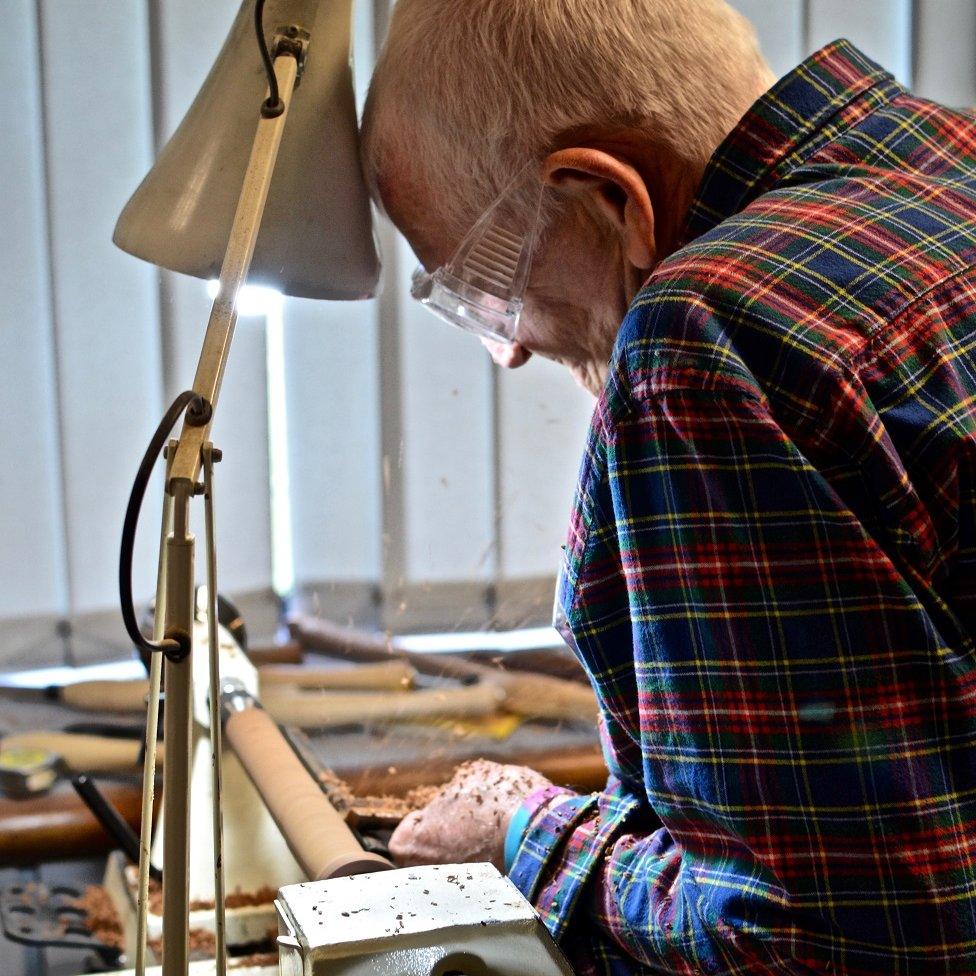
[362,1,976,973]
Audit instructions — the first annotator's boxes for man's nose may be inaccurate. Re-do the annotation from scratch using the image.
[480,338,532,368]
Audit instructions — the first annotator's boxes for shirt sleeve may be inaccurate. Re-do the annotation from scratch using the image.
[509,378,949,975]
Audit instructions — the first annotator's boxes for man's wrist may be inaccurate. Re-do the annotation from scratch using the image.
[504,801,535,872]
[503,785,574,873]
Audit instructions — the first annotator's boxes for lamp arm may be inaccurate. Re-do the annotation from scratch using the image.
[147,41,304,976]
[166,48,301,497]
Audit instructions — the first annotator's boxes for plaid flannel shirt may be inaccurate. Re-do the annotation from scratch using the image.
[509,40,976,975]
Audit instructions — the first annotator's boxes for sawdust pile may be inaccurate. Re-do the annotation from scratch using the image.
[313,763,443,824]
[148,927,278,963]
[70,885,125,951]
[146,881,279,916]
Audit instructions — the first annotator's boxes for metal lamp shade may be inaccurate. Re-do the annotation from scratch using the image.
[114,0,380,301]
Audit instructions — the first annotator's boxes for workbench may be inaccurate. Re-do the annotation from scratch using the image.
[0,652,604,974]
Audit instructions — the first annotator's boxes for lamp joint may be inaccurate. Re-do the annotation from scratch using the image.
[273,25,310,86]
[163,629,192,663]
[185,396,213,428]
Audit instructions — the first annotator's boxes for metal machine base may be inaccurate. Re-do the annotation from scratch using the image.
[275,862,573,976]
[1,880,123,970]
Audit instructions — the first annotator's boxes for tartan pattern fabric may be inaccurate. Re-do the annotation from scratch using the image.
[508,40,976,975]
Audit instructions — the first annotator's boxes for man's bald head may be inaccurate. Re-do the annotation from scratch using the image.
[362,0,774,393]
[362,0,771,248]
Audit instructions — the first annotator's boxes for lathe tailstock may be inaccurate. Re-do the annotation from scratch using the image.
[276,862,574,976]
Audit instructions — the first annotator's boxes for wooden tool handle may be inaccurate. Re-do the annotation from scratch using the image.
[289,616,478,681]
[259,660,416,691]
[60,679,150,713]
[3,732,154,773]
[224,705,391,880]
[246,640,304,666]
[337,745,610,797]
[289,616,598,722]
[494,672,600,722]
[262,683,505,729]
[289,618,400,664]
[0,781,147,867]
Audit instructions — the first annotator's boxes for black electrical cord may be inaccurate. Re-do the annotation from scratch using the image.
[255,0,284,118]
[72,775,163,882]
[119,390,203,661]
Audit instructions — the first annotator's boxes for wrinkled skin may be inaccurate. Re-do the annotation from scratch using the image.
[376,139,698,397]
[390,760,552,870]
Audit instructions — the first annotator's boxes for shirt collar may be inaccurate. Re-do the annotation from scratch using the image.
[684,39,902,242]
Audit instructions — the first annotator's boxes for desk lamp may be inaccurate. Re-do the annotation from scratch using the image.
[112,2,379,974]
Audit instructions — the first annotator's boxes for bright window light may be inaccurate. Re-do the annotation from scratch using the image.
[206,280,295,598]
[206,279,284,318]
[265,299,296,598]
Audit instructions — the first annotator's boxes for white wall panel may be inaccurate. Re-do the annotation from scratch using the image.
[5,0,976,662]
[914,0,976,106]
[150,0,241,141]
[397,239,495,586]
[729,0,805,79]
[496,360,593,580]
[807,0,913,86]
[208,314,274,594]
[37,0,163,613]
[284,297,381,585]
[284,0,382,592]
[0,1,66,619]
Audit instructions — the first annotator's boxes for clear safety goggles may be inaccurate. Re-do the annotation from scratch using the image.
[410,164,547,345]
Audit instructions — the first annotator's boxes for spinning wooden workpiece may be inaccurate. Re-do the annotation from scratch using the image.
[221,680,391,882]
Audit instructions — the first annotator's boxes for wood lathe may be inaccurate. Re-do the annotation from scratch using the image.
[0,602,599,975]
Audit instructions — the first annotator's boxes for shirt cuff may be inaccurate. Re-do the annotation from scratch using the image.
[506,785,580,877]
[508,782,641,944]
[504,794,539,872]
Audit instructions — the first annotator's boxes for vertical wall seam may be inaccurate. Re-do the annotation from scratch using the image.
[371,0,408,626]
[377,232,406,623]
[909,0,921,91]
[801,0,812,55]
[145,0,179,401]
[33,0,76,664]
[487,355,502,622]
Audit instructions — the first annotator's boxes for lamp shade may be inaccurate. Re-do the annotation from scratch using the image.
[114,0,380,301]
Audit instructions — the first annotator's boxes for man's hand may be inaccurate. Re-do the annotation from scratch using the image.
[390,760,552,870]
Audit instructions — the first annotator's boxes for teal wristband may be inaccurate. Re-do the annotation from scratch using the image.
[504,803,534,872]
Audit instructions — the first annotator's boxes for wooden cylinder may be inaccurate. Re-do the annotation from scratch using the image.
[0,781,147,866]
[259,660,416,691]
[492,671,599,722]
[224,704,391,880]
[2,732,156,774]
[60,679,149,713]
[246,640,304,666]
[262,682,504,728]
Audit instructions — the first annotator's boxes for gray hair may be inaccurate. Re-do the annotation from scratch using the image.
[362,0,772,240]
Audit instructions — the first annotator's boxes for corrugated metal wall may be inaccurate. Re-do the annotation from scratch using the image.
[1,0,973,667]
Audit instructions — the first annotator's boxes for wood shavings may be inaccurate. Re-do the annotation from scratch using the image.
[145,880,278,916]
[70,884,125,951]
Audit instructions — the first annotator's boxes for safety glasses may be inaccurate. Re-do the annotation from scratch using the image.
[410,164,547,345]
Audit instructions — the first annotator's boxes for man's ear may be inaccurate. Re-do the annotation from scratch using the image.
[542,148,656,270]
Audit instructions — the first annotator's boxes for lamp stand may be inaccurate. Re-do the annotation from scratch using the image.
[134,34,307,976]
